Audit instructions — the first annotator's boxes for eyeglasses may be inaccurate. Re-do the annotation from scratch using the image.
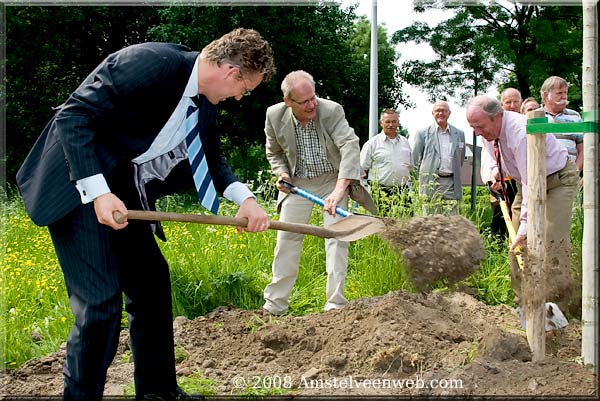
[290,94,318,106]
[235,66,252,97]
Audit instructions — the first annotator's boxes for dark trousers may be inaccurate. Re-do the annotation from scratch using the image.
[490,178,518,238]
[48,163,177,400]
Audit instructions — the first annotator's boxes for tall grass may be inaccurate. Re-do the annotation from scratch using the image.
[1,184,584,371]
[1,198,73,370]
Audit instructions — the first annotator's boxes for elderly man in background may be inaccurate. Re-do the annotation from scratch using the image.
[541,76,584,174]
[412,100,465,216]
[520,97,540,114]
[466,94,578,321]
[360,108,413,212]
[263,70,374,315]
[500,87,523,113]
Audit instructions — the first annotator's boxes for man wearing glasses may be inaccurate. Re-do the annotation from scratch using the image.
[17,28,275,401]
[263,70,372,315]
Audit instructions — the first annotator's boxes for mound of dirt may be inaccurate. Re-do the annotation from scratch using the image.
[2,291,597,398]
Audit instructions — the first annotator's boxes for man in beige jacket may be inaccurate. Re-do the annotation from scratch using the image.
[263,70,370,315]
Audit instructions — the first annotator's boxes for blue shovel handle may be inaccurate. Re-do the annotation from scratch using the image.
[278,180,352,218]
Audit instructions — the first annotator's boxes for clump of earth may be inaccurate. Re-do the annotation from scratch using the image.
[2,291,596,397]
[381,215,486,291]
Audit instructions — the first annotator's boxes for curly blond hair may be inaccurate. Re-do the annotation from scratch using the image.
[201,28,276,81]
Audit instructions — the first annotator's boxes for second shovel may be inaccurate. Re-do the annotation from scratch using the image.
[278,180,387,241]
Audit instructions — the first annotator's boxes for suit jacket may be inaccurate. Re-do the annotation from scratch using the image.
[412,123,465,200]
[17,42,237,226]
[264,98,374,211]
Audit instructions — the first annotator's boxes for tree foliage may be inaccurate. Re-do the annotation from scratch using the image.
[347,17,404,111]
[5,4,402,187]
[5,6,164,189]
[392,0,583,107]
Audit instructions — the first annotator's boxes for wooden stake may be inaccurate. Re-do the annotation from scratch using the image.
[525,109,547,361]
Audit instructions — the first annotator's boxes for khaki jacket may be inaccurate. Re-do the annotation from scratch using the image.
[265,98,376,213]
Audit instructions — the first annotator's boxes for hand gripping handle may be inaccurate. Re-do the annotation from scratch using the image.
[278,180,352,218]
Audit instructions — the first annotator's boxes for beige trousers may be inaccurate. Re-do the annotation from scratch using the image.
[263,173,349,314]
[510,159,579,312]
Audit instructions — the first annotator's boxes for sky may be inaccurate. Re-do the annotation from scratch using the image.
[340,0,483,146]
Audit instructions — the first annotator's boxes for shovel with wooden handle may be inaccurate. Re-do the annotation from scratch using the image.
[486,183,569,331]
[278,180,387,240]
[112,210,380,242]
[486,181,524,269]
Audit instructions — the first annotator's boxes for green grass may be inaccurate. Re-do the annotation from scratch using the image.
[177,369,219,396]
[1,184,584,376]
[122,369,218,397]
[1,198,73,371]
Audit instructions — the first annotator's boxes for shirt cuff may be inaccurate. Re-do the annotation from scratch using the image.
[517,223,527,238]
[223,181,256,206]
[75,174,110,204]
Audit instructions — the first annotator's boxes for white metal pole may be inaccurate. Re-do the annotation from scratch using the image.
[581,0,598,373]
[368,0,378,138]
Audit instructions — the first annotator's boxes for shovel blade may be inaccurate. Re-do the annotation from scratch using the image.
[325,215,386,242]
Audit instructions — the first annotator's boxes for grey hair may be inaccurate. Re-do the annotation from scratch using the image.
[433,99,451,112]
[540,76,568,98]
[281,70,315,98]
[520,97,540,114]
[467,95,504,118]
[380,108,399,120]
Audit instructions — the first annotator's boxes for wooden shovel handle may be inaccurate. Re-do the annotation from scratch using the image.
[498,201,524,268]
[113,210,337,239]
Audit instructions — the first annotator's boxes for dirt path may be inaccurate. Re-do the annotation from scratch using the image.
[2,291,597,398]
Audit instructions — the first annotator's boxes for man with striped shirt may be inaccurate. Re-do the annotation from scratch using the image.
[541,76,584,174]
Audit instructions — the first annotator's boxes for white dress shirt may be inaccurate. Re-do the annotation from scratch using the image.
[360,132,412,186]
[436,125,453,175]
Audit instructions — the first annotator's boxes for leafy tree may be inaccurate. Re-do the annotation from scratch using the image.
[150,5,402,160]
[392,0,583,108]
[149,5,369,179]
[5,4,402,188]
[5,6,164,191]
[347,16,404,117]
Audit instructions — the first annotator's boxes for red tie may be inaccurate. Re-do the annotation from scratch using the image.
[494,139,511,211]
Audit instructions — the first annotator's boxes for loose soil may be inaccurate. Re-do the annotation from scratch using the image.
[2,291,597,398]
[381,215,486,291]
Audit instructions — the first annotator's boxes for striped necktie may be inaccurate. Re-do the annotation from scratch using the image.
[185,102,220,214]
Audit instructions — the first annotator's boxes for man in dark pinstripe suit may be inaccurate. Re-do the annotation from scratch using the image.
[16,28,275,401]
